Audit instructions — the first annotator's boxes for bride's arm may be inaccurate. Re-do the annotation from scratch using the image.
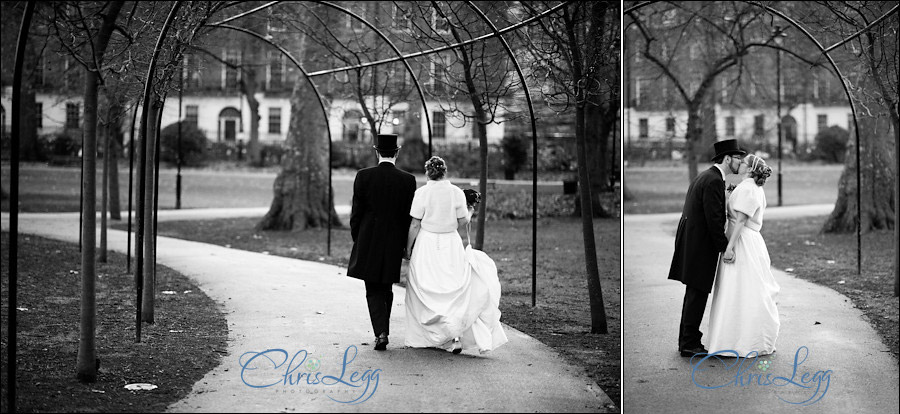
[457,206,475,246]
[406,218,421,259]
[723,211,749,263]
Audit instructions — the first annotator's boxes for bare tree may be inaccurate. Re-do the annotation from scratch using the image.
[517,1,618,334]
[40,0,127,382]
[809,1,898,295]
[626,1,821,181]
[295,2,419,142]
[399,1,521,250]
[254,7,341,231]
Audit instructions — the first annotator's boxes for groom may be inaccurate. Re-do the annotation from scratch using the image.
[347,134,417,351]
[668,139,746,357]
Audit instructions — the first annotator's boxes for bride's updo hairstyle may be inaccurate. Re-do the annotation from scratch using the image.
[745,153,772,187]
[424,156,447,180]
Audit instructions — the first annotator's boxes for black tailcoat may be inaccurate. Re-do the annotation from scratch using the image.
[668,166,730,293]
[347,162,417,284]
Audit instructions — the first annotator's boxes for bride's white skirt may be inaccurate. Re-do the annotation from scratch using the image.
[405,229,509,353]
[708,228,780,357]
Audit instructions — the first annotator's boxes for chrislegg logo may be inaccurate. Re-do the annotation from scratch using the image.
[690,346,832,406]
[238,345,381,404]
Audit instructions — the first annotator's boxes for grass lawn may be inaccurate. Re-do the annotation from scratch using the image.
[114,215,622,408]
[1,163,566,214]
[0,233,228,413]
[763,215,899,361]
[624,164,842,214]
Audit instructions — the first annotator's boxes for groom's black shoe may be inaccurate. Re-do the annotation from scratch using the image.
[679,346,708,357]
[374,333,389,351]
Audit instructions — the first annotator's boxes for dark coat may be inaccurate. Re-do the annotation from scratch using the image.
[668,166,730,293]
[347,162,417,284]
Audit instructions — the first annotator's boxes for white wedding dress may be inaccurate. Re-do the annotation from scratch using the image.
[707,177,780,357]
[405,226,509,353]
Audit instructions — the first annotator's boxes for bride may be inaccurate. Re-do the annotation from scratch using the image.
[403,156,508,354]
[707,153,780,357]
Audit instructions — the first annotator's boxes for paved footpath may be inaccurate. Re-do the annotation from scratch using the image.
[623,204,899,413]
[3,210,614,413]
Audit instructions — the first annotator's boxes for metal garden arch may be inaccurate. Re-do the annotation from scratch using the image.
[6,2,577,409]
[625,1,899,275]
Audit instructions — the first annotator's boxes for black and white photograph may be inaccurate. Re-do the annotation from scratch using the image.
[1,1,621,412]
[623,1,898,413]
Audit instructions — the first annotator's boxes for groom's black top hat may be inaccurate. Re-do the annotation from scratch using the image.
[710,139,746,161]
[373,134,401,151]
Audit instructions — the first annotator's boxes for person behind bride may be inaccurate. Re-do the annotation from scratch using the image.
[707,153,780,357]
[403,156,508,354]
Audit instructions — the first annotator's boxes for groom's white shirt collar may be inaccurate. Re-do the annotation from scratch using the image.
[378,157,396,165]
[713,164,726,180]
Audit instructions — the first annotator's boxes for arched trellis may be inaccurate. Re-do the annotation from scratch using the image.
[625,1,898,275]
[5,3,577,406]
[202,1,570,304]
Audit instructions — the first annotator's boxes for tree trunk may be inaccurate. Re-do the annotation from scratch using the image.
[108,104,122,220]
[100,122,109,263]
[141,99,161,323]
[575,100,613,218]
[685,105,702,182]
[19,38,41,161]
[823,115,895,233]
[564,3,608,334]
[258,78,341,231]
[240,71,262,165]
[76,0,123,383]
[474,113,488,250]
[576,100,608,334]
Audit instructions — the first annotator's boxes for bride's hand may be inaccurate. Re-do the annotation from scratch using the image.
[723,249,735,264]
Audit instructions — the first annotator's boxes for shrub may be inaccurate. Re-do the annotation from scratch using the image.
[260,143,287,167]
[160,121,208,166]
[812,125,849,163]
[47,133,80,157]
[500,135,529,179]
[332,140,375,170]
[396,137,429,173]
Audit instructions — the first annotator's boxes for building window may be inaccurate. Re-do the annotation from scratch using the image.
[66,103,80,129]
[725,116,735,137]
[35,53,45,86]
[184,54,201,89]
[349,3,369,31]
[638,118,648,138]
[689,43,701,60]
[432,111,446,139]
[392,4,410,31]
[817,114,827,132]
[636,78,651,107]
[665,117,675,134]
[432,7,450,33]
[431,60,446,94]
[223,49,241,90]
[754,114,764,136]
[35,102,43,128]
[268,52,284,90]
[185,105,198,128]
[65,57,81,90]
[268,107,282,134]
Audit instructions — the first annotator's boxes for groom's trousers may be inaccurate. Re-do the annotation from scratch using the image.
[365,281,394,337]
[678,286,709,350]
